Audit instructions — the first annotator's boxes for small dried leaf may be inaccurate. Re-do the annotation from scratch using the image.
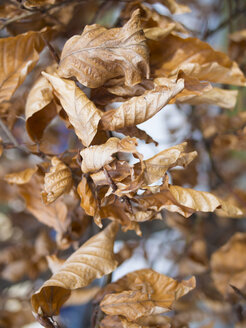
[142,142,197,185]
[42,157,72,204]
[58,10,149,88]
[0,28,52,103]
[77,176,98,216]
[25,75,58,141]
[100,269,196,321]
[211,233,246,296]
[31,222,118,316]
[80,137,139,173]
[153,34,246,86]
[42,72,102,146]
[100,80,184,131]
[4,167,37,185]
[19,175,68,233]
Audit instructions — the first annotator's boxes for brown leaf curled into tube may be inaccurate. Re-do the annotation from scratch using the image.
[42,157,73,204]
[99,269,196,321]
[58,10,150,88]
[25,75,58,141]
[31,222,119,317]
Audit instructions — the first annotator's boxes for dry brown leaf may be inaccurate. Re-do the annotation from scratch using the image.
[229,29,246,65]
[31,222,119,317]
[119,126,158,146]
[169,185,243,216]
[155,73,238,109]
[42,72,102,147]
[0,28,52,103]
[58,10,149,88]
[100,314,173,328]
[100,269,196,321]
[100,80,184,131]
[77,175,98,216]
[19,174,68,234]
[176,87,238,110]
[157,0,190,14]
[80,137,139,174]
[25,74,58,141]
[142,142,197,185]
[42,157,72,204]
[152,34,246,86]
[211,233,246,296]
[4,166,37,184]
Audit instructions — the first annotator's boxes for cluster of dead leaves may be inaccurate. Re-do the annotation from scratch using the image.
[1,0,246,327]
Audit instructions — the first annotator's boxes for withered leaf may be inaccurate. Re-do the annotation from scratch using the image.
[100,269,196,321]
[19,174,68,233]
[42,157,73,204]
[100,80,184,131]
[42,72,102,147]
[158,0,190,14]
[0,28,52,103]
[169,185,243,216]
[4,166,37,184]
[25,74,58,141]
[58,10,150,88]
[77,175,98,216]
[142,142,197,185]
[153,34,246,86]
[211,233,246,296]
[31,222,119,316]
[80,137,140,174]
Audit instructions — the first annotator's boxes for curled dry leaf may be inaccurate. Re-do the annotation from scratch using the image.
[58,10,150,88]
[25,74,58,141]
[155,73,238,109]
[31,222,119,317]
[136,183,243,218]
[0,27,52,103]
[100,79,184,131]
[169,185,243,217]
[42,72,102,147]
[42,157,72,204]
[4,166,37,184]
[141,142,197,185]
[152,34,246,86]
[19,174,68,234]
[80,137,139,174]
[157,0,191,14]
[211,233,246,296]
[100,269,196,321]
[77,175,98,216]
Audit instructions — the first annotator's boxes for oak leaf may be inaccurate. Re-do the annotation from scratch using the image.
[0,27,52,103]
[31,222,119,316]
[100,269,196,321]
[42,72,102,147]
[58,10,150,88]
[42,157,73,204]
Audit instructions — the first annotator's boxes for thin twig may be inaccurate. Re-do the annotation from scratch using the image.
[203,4,246,38]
